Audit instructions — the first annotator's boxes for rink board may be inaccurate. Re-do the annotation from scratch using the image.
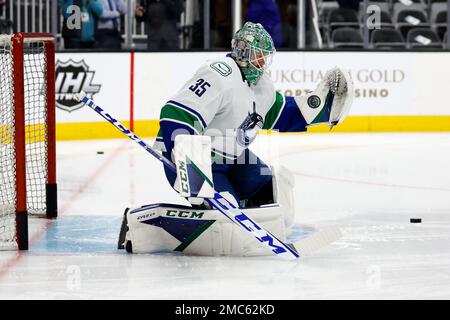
[54,51,450,140]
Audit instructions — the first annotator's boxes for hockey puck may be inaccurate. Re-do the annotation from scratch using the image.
[97,151,104,155]
[410,218,422,223]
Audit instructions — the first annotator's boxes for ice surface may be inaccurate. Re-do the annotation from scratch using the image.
[0,133,449,299]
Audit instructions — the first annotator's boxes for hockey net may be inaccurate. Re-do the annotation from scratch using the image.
[0,33,57,250]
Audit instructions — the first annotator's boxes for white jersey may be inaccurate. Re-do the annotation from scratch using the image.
[155,56,279,160]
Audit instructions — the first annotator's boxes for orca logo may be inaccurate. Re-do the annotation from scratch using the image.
[55,59,101,112]
[237,103,263,147]
[307,95,321,109]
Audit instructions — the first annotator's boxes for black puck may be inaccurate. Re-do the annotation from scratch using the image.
[410,218,422,223]
[97,151,104,155]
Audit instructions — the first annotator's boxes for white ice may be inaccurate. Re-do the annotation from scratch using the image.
[0,132,450,299]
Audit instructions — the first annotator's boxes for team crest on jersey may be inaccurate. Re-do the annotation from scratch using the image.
[55,59,101,112]
[237,104,264,147]
[210,62,232,77]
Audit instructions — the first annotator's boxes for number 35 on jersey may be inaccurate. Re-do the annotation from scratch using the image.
[189,78,211,97]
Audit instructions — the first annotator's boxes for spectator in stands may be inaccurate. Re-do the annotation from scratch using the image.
[60,0,104,49]
[245,0,283,47]
[282,3,297,48]
[97,0,128,49]
[135,0,184,50]
[211,0,232,49]
[0,0,13,34]
[337,0,361,11]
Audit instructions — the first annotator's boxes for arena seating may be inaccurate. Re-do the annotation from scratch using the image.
[371,28,406,48]
[431,4,448,40]
[406,27,442,47]
[316,0,448,48]
[330,27,365,48]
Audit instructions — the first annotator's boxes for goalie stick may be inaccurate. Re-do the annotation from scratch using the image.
[75,91,341,259]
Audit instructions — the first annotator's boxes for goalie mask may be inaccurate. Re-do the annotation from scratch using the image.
[231,22,275,86]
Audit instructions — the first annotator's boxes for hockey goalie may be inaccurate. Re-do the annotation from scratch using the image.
[117,22,353,256]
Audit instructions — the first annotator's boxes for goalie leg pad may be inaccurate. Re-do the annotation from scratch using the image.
[123,166,297,256]
[173,134,214,201]
[272,165,296,229]
[125,203,287,256]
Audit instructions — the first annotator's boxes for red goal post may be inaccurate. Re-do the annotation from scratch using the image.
[0,33,57,251]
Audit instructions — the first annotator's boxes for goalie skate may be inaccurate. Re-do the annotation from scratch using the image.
[117,208,130,250]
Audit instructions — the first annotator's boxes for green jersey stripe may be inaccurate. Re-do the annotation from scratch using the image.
[263,91,285,130]
[160,104,205,133]
[166,103,206,130]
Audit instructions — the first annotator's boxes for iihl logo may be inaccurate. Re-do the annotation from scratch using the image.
[55,59,101,112]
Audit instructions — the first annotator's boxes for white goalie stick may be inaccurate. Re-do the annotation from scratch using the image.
[75,91,341,259]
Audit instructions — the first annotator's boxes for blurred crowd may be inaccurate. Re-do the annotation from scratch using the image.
[0,0,447,50]
[58,0,302,50]
[60,0,128,49]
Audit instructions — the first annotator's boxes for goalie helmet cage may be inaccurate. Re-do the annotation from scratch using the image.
[0,33,57,251]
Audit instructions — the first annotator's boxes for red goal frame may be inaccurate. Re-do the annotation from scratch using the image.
[11,32,57,250]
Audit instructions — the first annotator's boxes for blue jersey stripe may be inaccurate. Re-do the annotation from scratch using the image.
[159,119,197,156]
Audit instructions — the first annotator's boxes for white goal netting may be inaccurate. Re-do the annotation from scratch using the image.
[0,35,16,249]
[0,35,50,250]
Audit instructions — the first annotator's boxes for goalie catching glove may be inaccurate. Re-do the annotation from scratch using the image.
[295,68,354,128]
